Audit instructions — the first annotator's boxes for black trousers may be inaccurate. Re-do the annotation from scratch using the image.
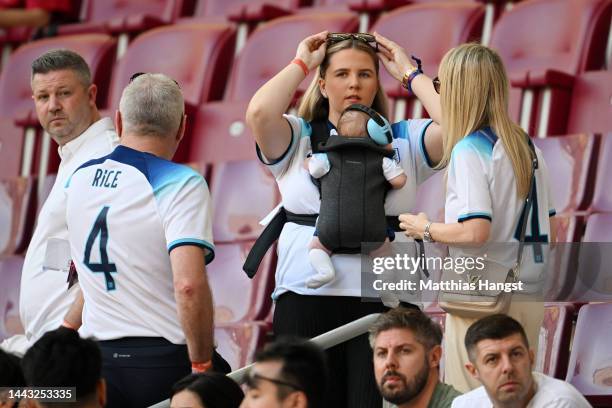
[98,337,190,408]
[273,292,393,408]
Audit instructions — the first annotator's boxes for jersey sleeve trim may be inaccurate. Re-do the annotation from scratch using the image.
[168,239,215,264]
[256,116,295,166]
[458,212,492,222]
[418,119,435,168]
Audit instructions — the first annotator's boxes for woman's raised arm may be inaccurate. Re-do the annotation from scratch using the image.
[246,31,328,161]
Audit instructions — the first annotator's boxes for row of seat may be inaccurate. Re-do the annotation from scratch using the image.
[0,0,610,185]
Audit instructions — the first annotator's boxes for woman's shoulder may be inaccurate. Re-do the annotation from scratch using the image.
[454,127,498,158]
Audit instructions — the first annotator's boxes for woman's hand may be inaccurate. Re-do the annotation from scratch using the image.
[374,32,416,83]
[296,31,329,72]
[399,212,429,240]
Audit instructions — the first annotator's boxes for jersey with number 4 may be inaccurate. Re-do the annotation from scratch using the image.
[445,127,555,274]
[65,145,214,343]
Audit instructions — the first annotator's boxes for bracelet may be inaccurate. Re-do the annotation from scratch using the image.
[291,58,309,77]
[191,360,212,373]
[401,55,423,95]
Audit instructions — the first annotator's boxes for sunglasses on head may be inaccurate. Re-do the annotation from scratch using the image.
[129,72,181,88]
[432,76,440,94]
[327,32,378,51]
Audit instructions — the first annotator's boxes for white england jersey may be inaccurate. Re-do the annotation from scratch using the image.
[65,145,214,343]
[260,115,436,300]
[445,127,555,274]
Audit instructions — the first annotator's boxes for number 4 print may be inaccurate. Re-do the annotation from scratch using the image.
[84,206,117,290]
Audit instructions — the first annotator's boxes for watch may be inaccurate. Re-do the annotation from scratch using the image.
[423,221,434,243]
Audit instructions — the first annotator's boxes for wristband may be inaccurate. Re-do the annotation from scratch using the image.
[291,58,309,77]
[61,320,77,330]
[191,360,212,373]
[401,55,423,95]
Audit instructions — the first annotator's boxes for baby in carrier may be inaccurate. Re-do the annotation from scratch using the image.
[306,104,407,288]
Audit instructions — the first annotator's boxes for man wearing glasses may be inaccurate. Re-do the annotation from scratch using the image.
[241,338,328,408]
[62,73,216,407]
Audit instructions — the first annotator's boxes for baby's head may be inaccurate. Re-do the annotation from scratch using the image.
[337,109,370,139]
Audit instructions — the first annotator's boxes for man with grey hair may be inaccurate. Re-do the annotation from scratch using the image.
[63,73,216,407]
[370,307,461,408]
[0,49,118,355]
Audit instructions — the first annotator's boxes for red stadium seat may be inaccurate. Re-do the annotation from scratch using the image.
[566,302,612,407]
[535,303,575,379]
[490,0,612,136]
[207,242,275,323]
[589,134,612,213]
[58,0,189,36]
[0,255,25,341]
[0,177,36,256]
[209,160,280,243]
[195,0,305,22]
[371,2,484,120]
[0,118,26,179]
[106,23,235,111]
[37,174,57,214]
[0,34,116,118]
[224,11,359,101]
[188,102,256,164]
[215,322,270,371]
[533,134,597,214]
[567,71,612,135]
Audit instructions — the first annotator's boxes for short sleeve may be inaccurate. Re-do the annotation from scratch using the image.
[448,141,493,222]
[391,119,437,185]
[382,157,405,181]
[164,175,215,264]
[256,114,305,177]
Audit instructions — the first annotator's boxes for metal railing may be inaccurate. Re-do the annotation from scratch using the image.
[149,313,381,408]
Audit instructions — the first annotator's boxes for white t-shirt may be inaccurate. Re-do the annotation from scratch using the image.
[64,145,214,343]
[451,372,592,407]
[445,128,555,281]
[259,115,435,300]
[16,118,118,351]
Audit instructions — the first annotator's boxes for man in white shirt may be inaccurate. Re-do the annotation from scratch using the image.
[63,73,215,407]
[0,49,118,355]
[452,314,591,408]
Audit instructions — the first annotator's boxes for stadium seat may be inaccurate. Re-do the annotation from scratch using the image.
[209,160,280,243]
[371,2,484,120]
[58,0,189,36]
[188,102,256,164]
[566,302,612,406]
[37,174,57,214]
[566,71,612,135]
[196,0,304,22]
[224,11,359,101]
[544,215,583,301]
[215,321,270,371]
[589,133,612,213]
[490,0,612,136]
[0,255,25,341]
[533,134,598,214]
[105,23,235,111]
[207,242,275,323]
[0,118,26,179]
[0,177,37,256]
[535,303,575,379]
[0,34,116,118]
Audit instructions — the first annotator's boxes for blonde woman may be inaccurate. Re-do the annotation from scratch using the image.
[246,31,443,406]
[399,43,557,392]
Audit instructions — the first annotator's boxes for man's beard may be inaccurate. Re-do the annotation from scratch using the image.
[378,357,430,405]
